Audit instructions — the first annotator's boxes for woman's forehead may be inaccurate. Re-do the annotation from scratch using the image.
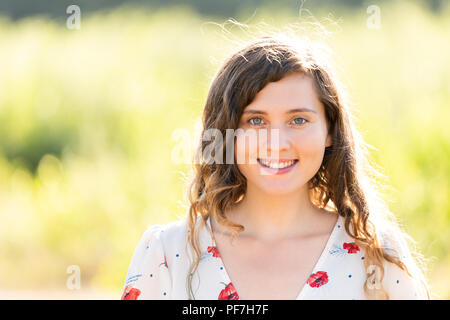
[243,74,324,116]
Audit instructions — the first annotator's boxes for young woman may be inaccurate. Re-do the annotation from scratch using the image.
[121,34,431,300]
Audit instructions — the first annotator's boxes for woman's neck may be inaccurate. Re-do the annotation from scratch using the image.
[217,182,328,242]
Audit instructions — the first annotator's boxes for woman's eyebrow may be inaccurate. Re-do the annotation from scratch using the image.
[242,107,317,115]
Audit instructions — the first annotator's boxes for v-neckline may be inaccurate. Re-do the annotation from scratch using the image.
[205,214,342,300]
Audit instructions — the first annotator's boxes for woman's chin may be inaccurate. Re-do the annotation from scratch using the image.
[256,183,303,195]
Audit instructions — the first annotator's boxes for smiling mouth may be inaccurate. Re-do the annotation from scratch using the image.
[257,159,299,169]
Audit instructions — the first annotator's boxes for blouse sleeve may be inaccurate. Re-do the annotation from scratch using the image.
[121,225,172,300]
[380,230,428,300]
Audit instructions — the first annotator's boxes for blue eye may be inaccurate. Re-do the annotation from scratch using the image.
[248,117,264,126]
[293,117,307,125]
[247,117,307,126]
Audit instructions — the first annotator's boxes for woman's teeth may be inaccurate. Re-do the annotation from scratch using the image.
[258,159,298,169]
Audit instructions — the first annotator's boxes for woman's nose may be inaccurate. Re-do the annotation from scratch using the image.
[261,127,292,157]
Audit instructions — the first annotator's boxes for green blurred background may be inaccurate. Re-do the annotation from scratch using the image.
[0,0,448,299]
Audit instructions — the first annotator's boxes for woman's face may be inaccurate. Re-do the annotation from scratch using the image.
[234,72,332,195]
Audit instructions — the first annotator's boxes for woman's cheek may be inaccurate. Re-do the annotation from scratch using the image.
[295,136,321,155]
[234,130,259,165]
[294,131,327,171]
[297,126,327,152]
[234,133,248,165]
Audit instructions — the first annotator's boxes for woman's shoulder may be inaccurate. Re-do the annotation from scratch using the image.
[156,217,190,248]
[140,214,211,252]
[149,215,208,256]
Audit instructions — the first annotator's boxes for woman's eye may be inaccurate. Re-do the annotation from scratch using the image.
[292,117,307,125]
[247,117,307,126]
[248,117,264,126]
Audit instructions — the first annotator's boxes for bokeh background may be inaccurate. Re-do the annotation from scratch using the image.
[0,0,448,299]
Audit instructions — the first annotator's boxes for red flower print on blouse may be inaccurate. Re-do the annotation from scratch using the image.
[207,246,221,258]
[121,285,141,300]
[218,282,239,300]
[159,255,168,268]
[307,271,329,288]
[343,242,360,254]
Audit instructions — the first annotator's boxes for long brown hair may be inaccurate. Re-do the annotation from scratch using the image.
[184,32,431,299]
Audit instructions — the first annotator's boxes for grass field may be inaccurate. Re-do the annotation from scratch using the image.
[0,1,449,299]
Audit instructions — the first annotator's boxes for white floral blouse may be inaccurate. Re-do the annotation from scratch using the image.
[121,214,426,300]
